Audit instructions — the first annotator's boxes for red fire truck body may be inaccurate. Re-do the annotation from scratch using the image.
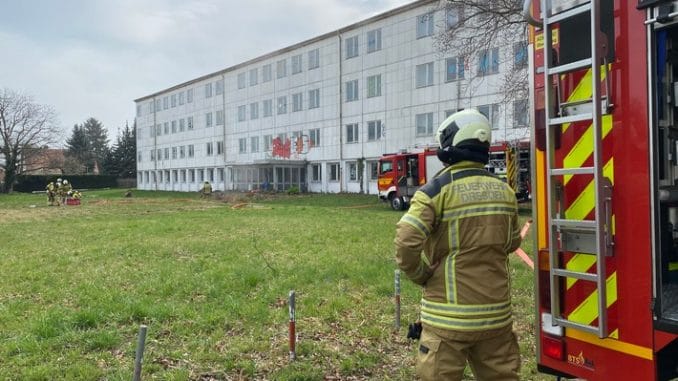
[377,148,443,210]
[528,0,678,379]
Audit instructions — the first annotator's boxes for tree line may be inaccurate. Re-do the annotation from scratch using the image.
[0,88,136,193]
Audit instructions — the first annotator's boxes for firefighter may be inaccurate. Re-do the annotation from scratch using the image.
[394,109,522,381]
[200,180,212,198]
[46,181,56,206]
[61,179,72,205]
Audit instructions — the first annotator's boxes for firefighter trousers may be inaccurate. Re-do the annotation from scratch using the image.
[416,324,520,381]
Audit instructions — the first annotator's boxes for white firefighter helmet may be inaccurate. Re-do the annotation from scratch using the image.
[435,108,491,150]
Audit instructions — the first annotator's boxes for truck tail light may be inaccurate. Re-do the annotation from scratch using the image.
[542,335,565,360]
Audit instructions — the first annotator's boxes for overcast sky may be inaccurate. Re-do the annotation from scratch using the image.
[0,0,412,146]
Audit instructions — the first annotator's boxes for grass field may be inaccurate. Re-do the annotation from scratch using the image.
[0,189,547,380]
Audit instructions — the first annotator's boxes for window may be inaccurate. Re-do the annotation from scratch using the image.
[346,80,359,102]
[277,59,287,78]
[309,128,320,147]
[263,99,273,117]
[238,73,246,89]
[136,104,142,117]
[346,123,359,143]
[513,99,528,127]
[163,96,168,110]
[171,94,177,107]
[157,149,161,161]
[416,62,434,88]
[150,150,155,161]
[198,169,204,183]
[179,119,185,132]
[367,120,382,141]
[180,146,186,158]
[367,29,382,53]
[446,7,462,29]
[348,162,358,181]
[478,104,500,129]
[250,103,259,119]
[263,64,272,82]
[250,68,258,86]
[156,124,161,136]
[417,12,434,38]
[251,136,259,152]
[165,170,170,183]
[514,42,528,69]
[239,138,247,153]
[164,148,169,160]
[217,141,223,155]
[308,48,320,70]
[292,54,302,74]
[329,163,340,181]
[238,105,247,122]
[308,89,320,109]
[187,88,193,103]
[215,79,224,95]
[216,110,224,125]
[292,92,303,112]
[189,169,195,183]
[416,112,434,135]
[217,168,224,182]
[180,170,186,183]
[311,163,321,182]
[172,147,177,159]
[367,74,382,98]
[478,48,500,75]
[206,142,213,156]
[446,57,465,81]
[346,36,359,58]
[188,145,194,158]
[187,116,193,130]
[155,99,161,111]
[168,121,174,134]
[277,96,287,114]
[205,83,213,98]
[179,91,185,105]
[369,161,379,180]
[164,123,169,134]
[172,170,178,183]
[264,135,273,152]
[206,112,213,127]
[138,152,142,162]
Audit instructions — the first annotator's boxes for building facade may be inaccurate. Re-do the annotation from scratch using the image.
[134,0,528,194]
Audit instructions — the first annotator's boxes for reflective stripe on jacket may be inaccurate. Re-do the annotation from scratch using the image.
[394,161,521,332]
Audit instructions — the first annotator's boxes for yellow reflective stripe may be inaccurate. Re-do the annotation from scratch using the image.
[565,158,614,220]
[566,255,597,290]
[567,272,617,325]
[610,328,619,339]
[443,208,517,220]
[562,65,609,133]
[421,299,511,317]
[445,221,459,303]
[566,329,653,361]
[563,115,613,185]
[421,310,513,331]
[399,214,431,237]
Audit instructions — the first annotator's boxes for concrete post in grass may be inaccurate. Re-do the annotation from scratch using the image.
[133,324,148,381]
[289,290,296,361]
[395,269,401,330]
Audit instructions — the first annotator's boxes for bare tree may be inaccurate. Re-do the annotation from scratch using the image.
[434,0,529,121]
[0,88,59,193]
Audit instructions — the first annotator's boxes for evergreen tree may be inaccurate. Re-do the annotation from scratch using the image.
[104,121,136,178]
[65,124,90,172]
[83,118,109,172]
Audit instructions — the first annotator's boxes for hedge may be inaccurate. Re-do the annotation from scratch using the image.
[14,175,118,193]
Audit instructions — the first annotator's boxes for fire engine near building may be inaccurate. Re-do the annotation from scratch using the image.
[525,0,678,379]
[377,140,528,210]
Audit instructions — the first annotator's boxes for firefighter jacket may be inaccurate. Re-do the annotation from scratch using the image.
[395,161,522,333]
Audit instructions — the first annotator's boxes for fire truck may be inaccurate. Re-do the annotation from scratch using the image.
[377,147,443,210]
[487,140,532,201]
[525,0,678,379]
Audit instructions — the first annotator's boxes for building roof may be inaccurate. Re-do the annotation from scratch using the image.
[134,0,437,102]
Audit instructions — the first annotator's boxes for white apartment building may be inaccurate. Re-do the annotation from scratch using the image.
[134,0,528,194]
